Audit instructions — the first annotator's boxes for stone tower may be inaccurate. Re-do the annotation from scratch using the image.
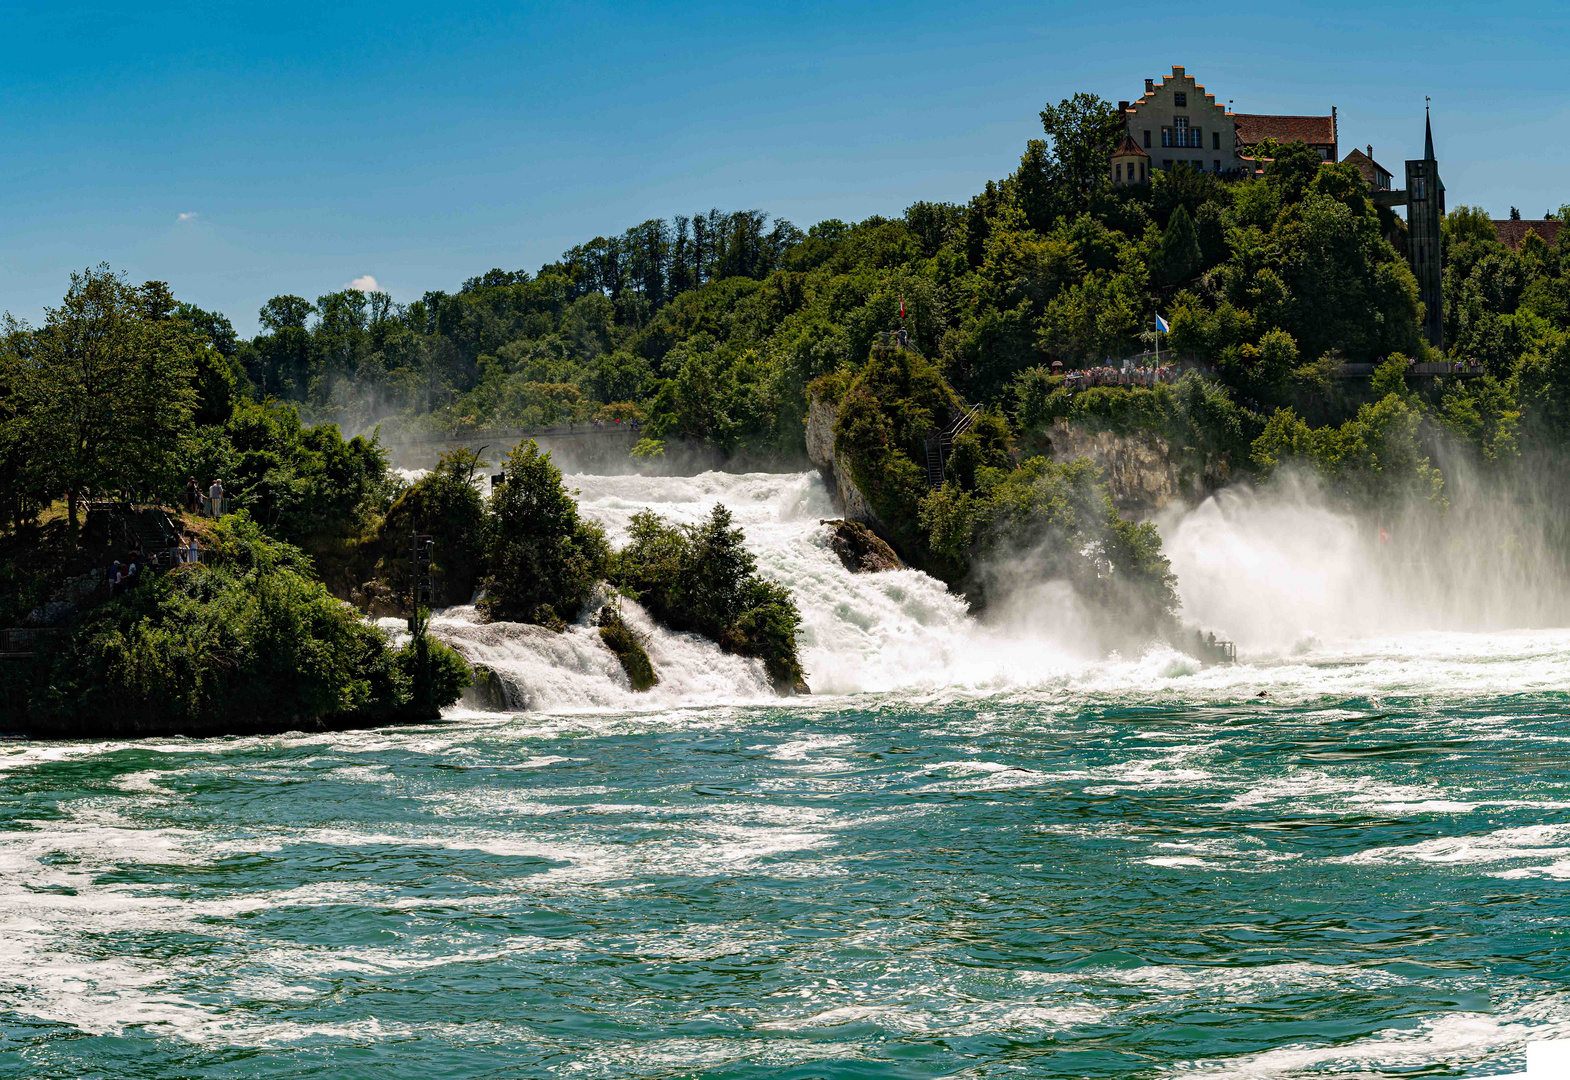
[1404,107,1445,349]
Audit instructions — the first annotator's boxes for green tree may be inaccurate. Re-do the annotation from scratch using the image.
[481,440,609,625]
[3,265,197,531]
[1156,204,1202,285]
[614,505,805,691]
[1037,93,1126,219]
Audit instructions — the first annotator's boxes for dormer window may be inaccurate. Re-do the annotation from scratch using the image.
[1173,91,1187,106]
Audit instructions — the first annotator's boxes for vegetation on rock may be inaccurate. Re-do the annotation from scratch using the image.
[10,515,467,736]
[614,505,806,693]
[597,604,657,691]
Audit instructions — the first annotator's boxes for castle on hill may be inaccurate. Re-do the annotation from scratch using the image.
[1109,66,1455,346]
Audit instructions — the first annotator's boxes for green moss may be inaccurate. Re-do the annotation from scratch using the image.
[597,605,657,691]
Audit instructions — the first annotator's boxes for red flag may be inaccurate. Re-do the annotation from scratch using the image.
[899,296,906,319]
[1379,527,1391,543]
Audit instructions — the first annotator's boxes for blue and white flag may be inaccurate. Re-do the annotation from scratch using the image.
[1155,314,1171,333]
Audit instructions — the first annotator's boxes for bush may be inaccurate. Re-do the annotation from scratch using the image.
[373,448,487,607]
[21,515,464,736]
[832,342,961,558]
[481,440,610,625]
[920,457,1179,649]
[613,505,805,693]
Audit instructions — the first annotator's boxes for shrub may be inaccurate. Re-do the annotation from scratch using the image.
[598,604,657,691]
[22,514,465,736]
[613,505,805,692]
[373,448,487,607]
[481,440,610,625]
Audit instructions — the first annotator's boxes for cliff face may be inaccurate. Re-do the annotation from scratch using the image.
[808,391,1218,520]
[1045,421,1226,513]
[805,392,883,528]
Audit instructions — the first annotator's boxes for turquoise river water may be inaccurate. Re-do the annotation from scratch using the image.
[2,472,1568,1078]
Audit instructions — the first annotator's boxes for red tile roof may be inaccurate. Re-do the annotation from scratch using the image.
[1111,134,1149,159]
[1493,219,1565,250]
[1234,113,1336,147]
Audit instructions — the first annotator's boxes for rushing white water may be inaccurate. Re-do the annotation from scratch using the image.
[10,472,1570,1078]
[429,470,1125,707]
[422,468,1570,711]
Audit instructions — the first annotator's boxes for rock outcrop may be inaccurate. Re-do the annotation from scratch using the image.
[1045,421,1227,513]
[806,391,882,528]
[821,519,903,574]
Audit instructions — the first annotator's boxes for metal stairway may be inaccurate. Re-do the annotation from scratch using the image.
[924,404,982,490]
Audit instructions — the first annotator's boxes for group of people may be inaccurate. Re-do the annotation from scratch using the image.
[184,476,227,518]
[107,535,201,597]
[1063,363,1196,390]
[590,417,643,432]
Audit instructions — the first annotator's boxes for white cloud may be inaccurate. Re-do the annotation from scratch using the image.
[177,211,199,222]
[348,275,380,293]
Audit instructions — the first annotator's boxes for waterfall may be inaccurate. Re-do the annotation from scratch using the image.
[426,470,1109,712]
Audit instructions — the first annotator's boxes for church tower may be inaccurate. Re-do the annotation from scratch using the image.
[1404,107,1445,349]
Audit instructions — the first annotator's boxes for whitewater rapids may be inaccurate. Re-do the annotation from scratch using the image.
[6,470,1570,1078]
[426,469,1570,711]
[432,470,1104,710]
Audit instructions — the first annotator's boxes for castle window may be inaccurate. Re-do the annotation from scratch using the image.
[1161,127,1171,148]
[1174,116,1188,146]
[1192,126,1202,148]
[1173,91,1187,106]
[1214,160,1221,172]
[1144,129,1151,148]
[1213,131,1220,150]
[1115,163,1122,181]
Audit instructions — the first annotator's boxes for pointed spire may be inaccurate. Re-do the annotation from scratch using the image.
[1424,98,1435,160]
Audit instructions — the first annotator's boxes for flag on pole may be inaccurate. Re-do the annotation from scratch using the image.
[899,296,906,319]
[1155,314,1171,333]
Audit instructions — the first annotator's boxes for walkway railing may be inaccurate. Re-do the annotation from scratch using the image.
[0,628,57,659]
[924,403,983,490]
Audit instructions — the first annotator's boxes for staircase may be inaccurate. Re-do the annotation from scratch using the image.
[924,404,983,490]
[123,508,182,569]
[924,437,945,489]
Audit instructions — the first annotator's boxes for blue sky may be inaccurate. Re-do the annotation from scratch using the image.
[1,0,1565,335]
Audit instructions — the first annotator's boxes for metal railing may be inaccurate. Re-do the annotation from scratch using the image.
[199,495,230,518]
[0,628,57,658]
[924,403,984,489]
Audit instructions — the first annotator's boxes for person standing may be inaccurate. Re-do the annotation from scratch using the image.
[208,478,225,517]
[185,476,199,513]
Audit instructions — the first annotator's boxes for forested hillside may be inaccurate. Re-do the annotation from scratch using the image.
[4,91,1570,670]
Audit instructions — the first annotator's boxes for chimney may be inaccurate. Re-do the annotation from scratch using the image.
[1367,144,1373,158]
[1118,100,1129,114]
[1145,78,1154,93]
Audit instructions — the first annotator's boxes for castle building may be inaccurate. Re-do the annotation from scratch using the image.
[1343,146,1394,191]
[1116,66,1337,177]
